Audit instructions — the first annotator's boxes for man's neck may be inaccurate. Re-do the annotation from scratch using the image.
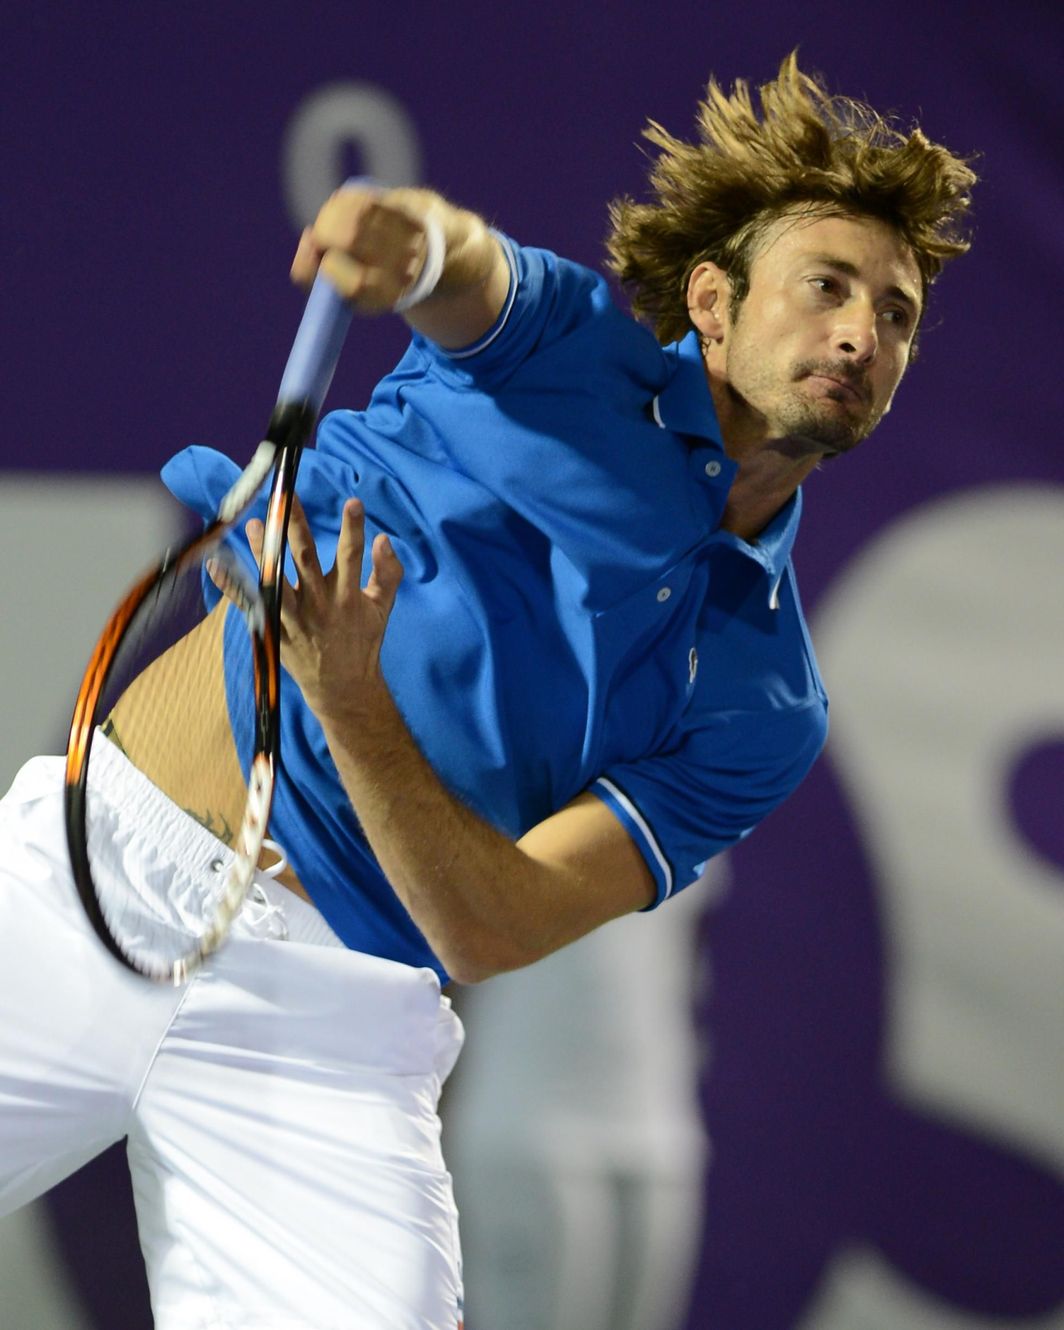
[718,447,816,541]
[708,378,821,542]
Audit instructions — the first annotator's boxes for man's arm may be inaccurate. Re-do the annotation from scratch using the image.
[290,184,512,350]
[250,498,656,985]
[321,682,656,984]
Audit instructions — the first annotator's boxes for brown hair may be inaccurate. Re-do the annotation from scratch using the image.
[607,52,976,344]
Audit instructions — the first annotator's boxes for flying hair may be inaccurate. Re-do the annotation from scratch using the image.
[607,52,977,345]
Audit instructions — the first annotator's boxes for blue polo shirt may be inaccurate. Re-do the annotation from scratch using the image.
[163,235,828,981]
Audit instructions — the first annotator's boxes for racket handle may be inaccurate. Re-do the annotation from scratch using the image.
[277,275,353,416]
[277,175,379,415]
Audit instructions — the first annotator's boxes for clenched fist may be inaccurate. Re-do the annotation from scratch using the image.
[291,185,435,313]
[290,183,510,348]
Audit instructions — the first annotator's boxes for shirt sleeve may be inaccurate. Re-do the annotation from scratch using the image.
[409,233,617,390]
[590,699,829,907]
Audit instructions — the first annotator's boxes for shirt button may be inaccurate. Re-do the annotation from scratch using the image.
[657,586,672,603]
[704,460,722,478]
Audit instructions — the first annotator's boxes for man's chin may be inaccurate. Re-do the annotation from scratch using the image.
[781,420,862,457]
[780,402,878,457]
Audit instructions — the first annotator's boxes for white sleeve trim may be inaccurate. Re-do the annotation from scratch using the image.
[441,231,519,361]
[595,776,675,898]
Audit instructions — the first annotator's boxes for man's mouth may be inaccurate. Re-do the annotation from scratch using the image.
[804,372,866,405]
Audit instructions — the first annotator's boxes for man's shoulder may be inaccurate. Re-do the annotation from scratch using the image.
[499,234,661,357]
[381,233,665,399]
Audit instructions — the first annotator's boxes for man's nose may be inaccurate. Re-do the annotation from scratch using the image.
[833,301,878,363]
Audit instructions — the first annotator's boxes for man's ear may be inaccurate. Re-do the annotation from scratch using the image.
[686,262,731,342]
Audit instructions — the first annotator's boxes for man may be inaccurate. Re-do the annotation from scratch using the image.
[0,54,974,1329]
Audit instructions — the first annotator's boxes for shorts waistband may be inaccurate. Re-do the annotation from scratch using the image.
[89,737,346,951]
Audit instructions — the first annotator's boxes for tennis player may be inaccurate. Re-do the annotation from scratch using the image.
[0,55,974,1329]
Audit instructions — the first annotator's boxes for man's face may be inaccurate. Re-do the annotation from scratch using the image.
[719,213,922,456]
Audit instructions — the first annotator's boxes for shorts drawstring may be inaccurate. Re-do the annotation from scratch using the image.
[209,844,290,943]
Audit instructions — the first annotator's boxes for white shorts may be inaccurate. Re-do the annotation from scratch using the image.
[0,751,465,1330]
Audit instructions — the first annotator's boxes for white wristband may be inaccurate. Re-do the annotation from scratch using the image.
[393,214,447,312]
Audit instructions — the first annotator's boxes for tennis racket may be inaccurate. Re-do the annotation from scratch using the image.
[64,255,354,984]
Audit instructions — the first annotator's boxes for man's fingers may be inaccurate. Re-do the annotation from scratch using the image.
[319,251,412,313]
[205,557,249,614]
[248,500,401,665]
[248,502,320,580]
[290,227,323,291]
[306,189,426,311]
[334,498,367,601]
[336,500,403,616]
[365,532,404,616]
[286,495,325,594]
[313,190,422,261]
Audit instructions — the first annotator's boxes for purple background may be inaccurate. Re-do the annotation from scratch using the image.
[4,2,1062,1325]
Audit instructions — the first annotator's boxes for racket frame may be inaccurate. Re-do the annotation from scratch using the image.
[64,406,310,983]
[65,261,353,983]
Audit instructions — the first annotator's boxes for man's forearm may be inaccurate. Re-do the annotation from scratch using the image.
[259,499,655,982]
[316,679,580,984]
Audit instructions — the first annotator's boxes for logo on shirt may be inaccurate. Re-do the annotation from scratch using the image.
[688,646,699,690]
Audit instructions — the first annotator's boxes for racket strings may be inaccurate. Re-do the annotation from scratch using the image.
[80,545,267,978]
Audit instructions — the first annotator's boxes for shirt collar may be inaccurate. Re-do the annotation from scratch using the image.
[651,331,724,446]
[653,331,802,601]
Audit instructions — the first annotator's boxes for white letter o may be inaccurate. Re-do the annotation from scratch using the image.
[282,82,423,228]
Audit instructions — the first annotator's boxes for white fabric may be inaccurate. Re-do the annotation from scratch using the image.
[444,867,718,1330]
[0,754,465,1330]
[393,214,446,312]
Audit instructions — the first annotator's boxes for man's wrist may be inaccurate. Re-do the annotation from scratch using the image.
[393,215,446,312]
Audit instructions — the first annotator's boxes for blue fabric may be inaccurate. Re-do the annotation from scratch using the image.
[162,236,828,981]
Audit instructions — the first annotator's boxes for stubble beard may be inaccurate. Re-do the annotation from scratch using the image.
[727,348,883,458]
[773,379,883,457]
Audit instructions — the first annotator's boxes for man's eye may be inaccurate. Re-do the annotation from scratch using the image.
[810,277,836,293]
[882,308,911,328]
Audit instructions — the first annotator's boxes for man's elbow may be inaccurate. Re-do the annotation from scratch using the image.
[438,930,545,986]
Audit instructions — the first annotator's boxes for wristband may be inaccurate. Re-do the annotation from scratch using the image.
[393,214,447,312]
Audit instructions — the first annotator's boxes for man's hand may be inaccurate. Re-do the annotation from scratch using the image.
[291,183,511,349]
[291,188,433,314]
[246,496,403,725]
